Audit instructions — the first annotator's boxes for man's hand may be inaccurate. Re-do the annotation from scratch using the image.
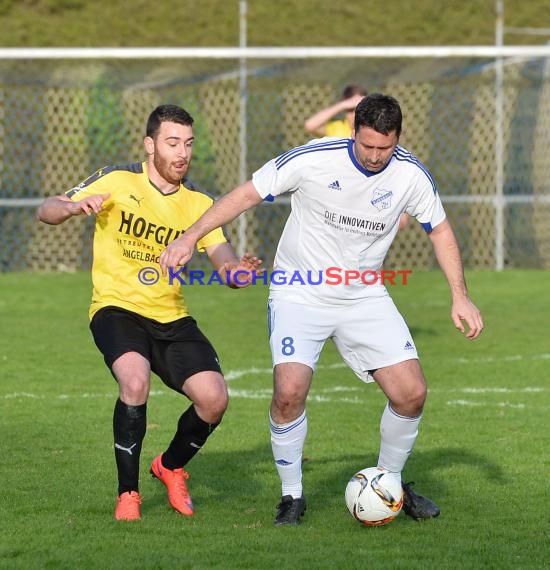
[160,234,196,276]
[342,93,365,111]
[451,296,484,339]
[36,192,110,225]
[223,253,264,288]
[71,193,111,216]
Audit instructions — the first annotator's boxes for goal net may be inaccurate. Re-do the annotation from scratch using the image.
[1,47,550,272]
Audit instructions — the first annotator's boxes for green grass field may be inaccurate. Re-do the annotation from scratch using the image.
[1,0,549,47]
[1,270,549,569]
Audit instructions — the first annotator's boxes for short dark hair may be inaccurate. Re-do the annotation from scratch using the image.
[354,93,402,137]
[146,104,194,138]
[341,84,367,100]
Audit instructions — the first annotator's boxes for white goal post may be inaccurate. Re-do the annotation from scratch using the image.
[1,45,550,271]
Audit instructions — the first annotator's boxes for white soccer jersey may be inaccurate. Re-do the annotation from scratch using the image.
[252,137,446,304]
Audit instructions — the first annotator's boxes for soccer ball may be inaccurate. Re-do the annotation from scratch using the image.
[345,467,404,526]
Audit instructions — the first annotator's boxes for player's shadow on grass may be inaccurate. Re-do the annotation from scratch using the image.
[142,441,276,513]
[141,443,505,518]
[408,325,439,339]
[304,446,506,505]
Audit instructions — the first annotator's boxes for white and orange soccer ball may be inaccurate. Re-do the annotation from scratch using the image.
[345,467,404,526]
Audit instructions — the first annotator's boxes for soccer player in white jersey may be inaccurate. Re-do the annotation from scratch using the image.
[159,93,484,525]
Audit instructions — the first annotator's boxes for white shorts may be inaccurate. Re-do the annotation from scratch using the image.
[267,296,418,383]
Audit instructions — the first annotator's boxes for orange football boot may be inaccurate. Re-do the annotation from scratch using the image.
[150,454,194,516]
[115,491,142,521]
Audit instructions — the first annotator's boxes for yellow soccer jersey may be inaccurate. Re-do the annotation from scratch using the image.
[325,119,352,138]
[66,162,227,322]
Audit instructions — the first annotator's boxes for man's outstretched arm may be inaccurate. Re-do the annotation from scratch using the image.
[37,193,110,225]
[159,180,263,274]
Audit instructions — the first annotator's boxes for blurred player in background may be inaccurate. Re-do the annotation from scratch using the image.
[158,93,483,526]
[37,104,261,521]
[304,84,367,137]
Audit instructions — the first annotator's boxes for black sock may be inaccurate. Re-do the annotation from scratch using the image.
[162,405,219,470]
[113,398,147,495]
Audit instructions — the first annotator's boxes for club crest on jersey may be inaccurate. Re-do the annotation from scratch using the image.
[371,188,393,211]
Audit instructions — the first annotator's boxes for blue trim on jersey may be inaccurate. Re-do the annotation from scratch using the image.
[263,194,275,202]
[394,147,437,194]
[346,139,394,177]
[274,139,349,170]
[393,147,438,233]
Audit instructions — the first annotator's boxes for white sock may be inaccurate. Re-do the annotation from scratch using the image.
[377,402,421,476]
[270,411,307,499]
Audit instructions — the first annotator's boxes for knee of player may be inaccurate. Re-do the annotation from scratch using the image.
[203,406,227,425]
[213,392,229,418]
[118,378,149,403]
[198,388,229,421]
[405,384,427,413]
[389,384,426,416]
[273,390,305,415]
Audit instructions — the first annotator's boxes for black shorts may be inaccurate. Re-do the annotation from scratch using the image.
[90,306,222,393]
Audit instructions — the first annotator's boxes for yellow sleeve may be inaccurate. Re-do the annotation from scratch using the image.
[197,226,227,252]
[188,191,228,252]
[325,120,352,138]
[66,166,113,200]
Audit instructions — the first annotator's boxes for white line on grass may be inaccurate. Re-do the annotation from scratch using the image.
[452,387,544,393]
[225,361,348,380]
[224,353,550,381]
[446,400,526,408]
[4,392,40,399]
[3,353,548,406]
[2,385,549,408]
[455,353,550,364]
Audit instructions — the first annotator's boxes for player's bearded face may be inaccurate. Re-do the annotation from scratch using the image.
[352,127,399,173]
[151,122,194,185]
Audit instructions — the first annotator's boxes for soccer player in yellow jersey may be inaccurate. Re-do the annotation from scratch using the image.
[304,84,367,138]
[37,104,261,521]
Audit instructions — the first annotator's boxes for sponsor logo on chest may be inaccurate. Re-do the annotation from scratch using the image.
[371,188,393,211]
